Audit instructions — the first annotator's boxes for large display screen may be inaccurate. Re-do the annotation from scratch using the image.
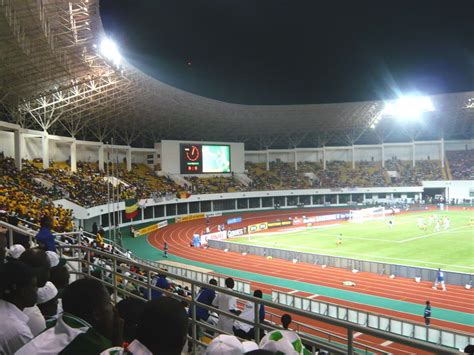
[180,144,231,174]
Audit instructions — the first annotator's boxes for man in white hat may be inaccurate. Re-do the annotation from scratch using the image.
[36,281,59,328]
[6,244,26,259]
[205,334,258,355]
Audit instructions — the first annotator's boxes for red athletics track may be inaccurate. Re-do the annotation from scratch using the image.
[148,208,473,354]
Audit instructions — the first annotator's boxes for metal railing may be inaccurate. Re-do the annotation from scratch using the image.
[0,221,465,354]
[272,289,473,351]
[57,245,462,354]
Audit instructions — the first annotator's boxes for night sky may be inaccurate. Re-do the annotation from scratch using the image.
[100,0,474,105]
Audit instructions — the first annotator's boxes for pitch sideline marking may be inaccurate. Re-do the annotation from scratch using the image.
[397,225,470,243]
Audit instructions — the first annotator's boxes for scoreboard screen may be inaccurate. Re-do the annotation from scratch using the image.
[180,144,231,174]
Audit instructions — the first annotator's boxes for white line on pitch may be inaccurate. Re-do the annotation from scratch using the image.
[308,294,319,299]
[288,290,299,294]
[381,340,393,347]
[398,225,469,243]
[353,332,362,338]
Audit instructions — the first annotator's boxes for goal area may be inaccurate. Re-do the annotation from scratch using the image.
[349,207,386,223]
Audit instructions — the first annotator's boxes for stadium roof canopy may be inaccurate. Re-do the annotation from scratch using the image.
[1,0,473,149]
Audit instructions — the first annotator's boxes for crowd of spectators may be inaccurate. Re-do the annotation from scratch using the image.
[385,159,444,186]
[185,175,247,194]
[446,149,474,180]
[0,157,73,232]
[246,161,313,190]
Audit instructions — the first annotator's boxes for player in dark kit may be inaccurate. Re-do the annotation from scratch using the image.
[163,242,169,258]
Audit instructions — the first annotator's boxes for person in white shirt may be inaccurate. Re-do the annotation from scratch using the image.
[0,260,38,354]
[233,290,264,340]
[19,248,52,337]
[212,277,239,334]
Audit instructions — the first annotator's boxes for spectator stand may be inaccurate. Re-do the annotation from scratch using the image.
[0,219,462,354]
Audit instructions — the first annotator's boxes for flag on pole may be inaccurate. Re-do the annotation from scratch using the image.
[125,198,139,220]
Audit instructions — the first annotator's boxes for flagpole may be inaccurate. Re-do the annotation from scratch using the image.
[111,139,116,244]
[106,142,111,242]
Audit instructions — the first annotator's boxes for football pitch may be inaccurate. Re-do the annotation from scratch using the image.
[230,210,474,273]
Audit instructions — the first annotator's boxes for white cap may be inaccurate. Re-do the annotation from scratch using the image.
[7,244,25,259]
[46,251,66,267]
[242,341,259,353]
[205,335,245,355]
[37,281,58,304]
[259,330,299,355]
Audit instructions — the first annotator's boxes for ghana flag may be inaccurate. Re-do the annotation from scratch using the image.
[125,198,139,220]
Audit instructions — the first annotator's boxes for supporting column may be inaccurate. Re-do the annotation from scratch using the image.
[266,150,270,171]
[70,140,77,172]
[42,132,49,169]
[352,145,355,169]
[126,148,132,172]
[13,129,23,171]
[294,149,297,170]
[381,144,385,168]
[440,138,445,168]
[336,194,339,205]
[98,145,105,171]
[412,142,416,167]
[322,146,326,170]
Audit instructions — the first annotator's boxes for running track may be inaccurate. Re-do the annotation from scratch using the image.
[147,208,473,354]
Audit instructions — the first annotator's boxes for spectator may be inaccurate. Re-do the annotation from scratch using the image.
[151,272,171,299]
[116,298,146,343]
[92,222,98,236]
[0,260,37,354]
[35,216,56,252]
[20,248,52,336]
[205,334,258,354]
[6,244,25,259]
[213,277,239,334]
[49,264,70,294]
[424,301,431,326]
[281,313,292,330]
[16,278,123,354]
[233,290,264,340]
[103,297,188,355]
[36,281,59,328]
[187,278,218,352]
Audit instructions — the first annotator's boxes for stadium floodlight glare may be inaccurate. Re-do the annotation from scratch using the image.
[99,38,121,67]
[382,95,434,120]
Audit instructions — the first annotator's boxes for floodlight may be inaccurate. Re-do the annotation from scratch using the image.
[99,38,121,67]
[382,95,434,120]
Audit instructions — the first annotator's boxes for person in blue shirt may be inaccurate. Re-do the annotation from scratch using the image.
[150,273,171,299]
[187,279,217,352]
[35,217,56,252]
[424,301,431,326]
[432,268,447,291]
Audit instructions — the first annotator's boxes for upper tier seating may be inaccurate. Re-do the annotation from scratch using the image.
[384,159,444,186]
[184,176,247,194]
[446,150,474,180]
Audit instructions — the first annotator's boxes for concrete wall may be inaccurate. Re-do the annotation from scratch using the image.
[0,131,14,157]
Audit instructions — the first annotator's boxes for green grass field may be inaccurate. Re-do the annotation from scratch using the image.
[231,210,474,273]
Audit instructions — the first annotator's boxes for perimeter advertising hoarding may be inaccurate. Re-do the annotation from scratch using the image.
[267,220,293,229]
